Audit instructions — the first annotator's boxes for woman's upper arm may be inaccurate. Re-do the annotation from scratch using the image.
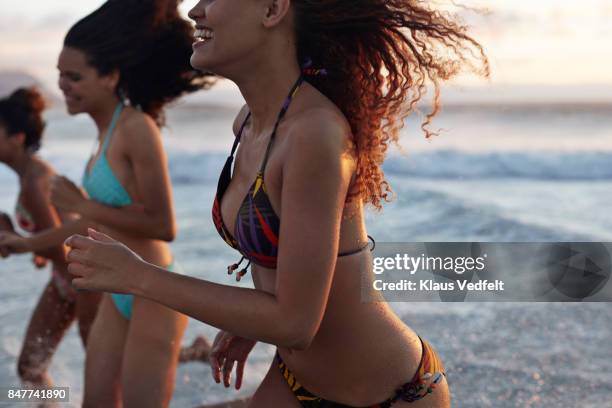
[23,174,66,259]
[274,111,354,347]
[123,116,175,237]
[25,175,62,231]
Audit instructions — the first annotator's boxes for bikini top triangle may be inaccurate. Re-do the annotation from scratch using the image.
[82,102,133,207]
[212,76,373,275]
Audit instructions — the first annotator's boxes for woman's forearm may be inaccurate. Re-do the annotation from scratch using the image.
[133,263,309,349]
[27,218,92,253]
[33,245,67,263]
[80,200,174,241]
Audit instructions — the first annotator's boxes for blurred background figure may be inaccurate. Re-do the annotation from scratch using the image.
[0,87,102,387]
[1,0,213,406]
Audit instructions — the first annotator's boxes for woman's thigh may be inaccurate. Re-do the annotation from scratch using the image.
[83,294,129,408]
[18,280,75,383]
[75,290,103,346]
[121,295,188,408]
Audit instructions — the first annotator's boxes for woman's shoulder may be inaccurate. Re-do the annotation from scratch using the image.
[286,103,352,155]
[22,159,55,199]
[116,106,160,145]
[26,157,56,186]
[232,104,250,136]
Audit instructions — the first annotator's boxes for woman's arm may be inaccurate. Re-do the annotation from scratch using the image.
[67,111,354,350]
[0,212,13,231]
[26,218,91,256]
[0,216,92,255]
[53,114,176,241]
[21,175,71,262]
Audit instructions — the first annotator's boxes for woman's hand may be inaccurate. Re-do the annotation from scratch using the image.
[209,330,257,390]
[0,212,14,232]
[51,176,89,214]
[65,228,143,294]
[32,255,49,269]
[0,231,30,256]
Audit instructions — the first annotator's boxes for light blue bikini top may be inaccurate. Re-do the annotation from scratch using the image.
[82,103,133,207]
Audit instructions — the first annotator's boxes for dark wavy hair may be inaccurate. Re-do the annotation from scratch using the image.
[64,0,213,125]
[0,88,46,152]
[294,0,490,209]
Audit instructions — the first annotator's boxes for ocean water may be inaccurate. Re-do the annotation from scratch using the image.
[0,102,611,407]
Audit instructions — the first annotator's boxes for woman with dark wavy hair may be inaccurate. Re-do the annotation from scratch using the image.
[63,1,488,406]
[0,1,212,406]
[0,88,102,387]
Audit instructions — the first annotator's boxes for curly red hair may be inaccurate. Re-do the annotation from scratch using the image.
[293,0,490,209]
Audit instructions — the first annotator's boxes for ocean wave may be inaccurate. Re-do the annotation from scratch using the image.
[383,150,612,180]
[2,150,609,187]
[165,150,612,183]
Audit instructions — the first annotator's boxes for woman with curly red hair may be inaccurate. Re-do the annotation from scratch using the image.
[63,1,488,406]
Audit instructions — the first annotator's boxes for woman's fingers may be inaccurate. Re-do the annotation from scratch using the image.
[209,340,225,384]
[235,360,246,390]
[33,255,48,269]
[209,352,222,383]
[71,277,89,290]
[209,332,235,385]
[66,249,89,264]
[87,228,115,243]
[65,234,95,250]
[222,358,235,387]
[67,261,90,278]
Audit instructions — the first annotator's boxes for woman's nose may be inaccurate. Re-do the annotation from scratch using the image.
[188,1,206,21]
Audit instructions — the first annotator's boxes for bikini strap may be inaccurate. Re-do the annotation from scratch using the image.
[259,76,305,173]
[230,111,252,159]
[101,103,125,153]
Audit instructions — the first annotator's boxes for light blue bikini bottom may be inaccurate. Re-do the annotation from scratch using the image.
[111,259,182,320]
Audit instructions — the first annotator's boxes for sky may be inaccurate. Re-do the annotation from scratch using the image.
[0,0,611,101]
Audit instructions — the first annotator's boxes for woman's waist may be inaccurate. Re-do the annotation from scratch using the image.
[99,226,173,266]
[292,301,415,355]
[277,319,423,405]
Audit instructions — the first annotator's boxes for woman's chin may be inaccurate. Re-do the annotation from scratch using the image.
[65,104,82,115]
[190,53,213,73]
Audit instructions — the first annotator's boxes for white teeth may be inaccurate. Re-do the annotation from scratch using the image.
[194,28,214,41]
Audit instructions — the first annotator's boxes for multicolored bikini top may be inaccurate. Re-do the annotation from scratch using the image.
[212,77,303,276]
[213,76,373,280]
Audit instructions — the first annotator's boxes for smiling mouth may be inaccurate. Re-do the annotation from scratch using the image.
[64,94,77,100]
[194,27,214,45]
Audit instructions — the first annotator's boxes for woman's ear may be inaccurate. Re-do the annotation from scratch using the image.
[9,132,26,149]
[262,0,291,28]
[104,69,121,93]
